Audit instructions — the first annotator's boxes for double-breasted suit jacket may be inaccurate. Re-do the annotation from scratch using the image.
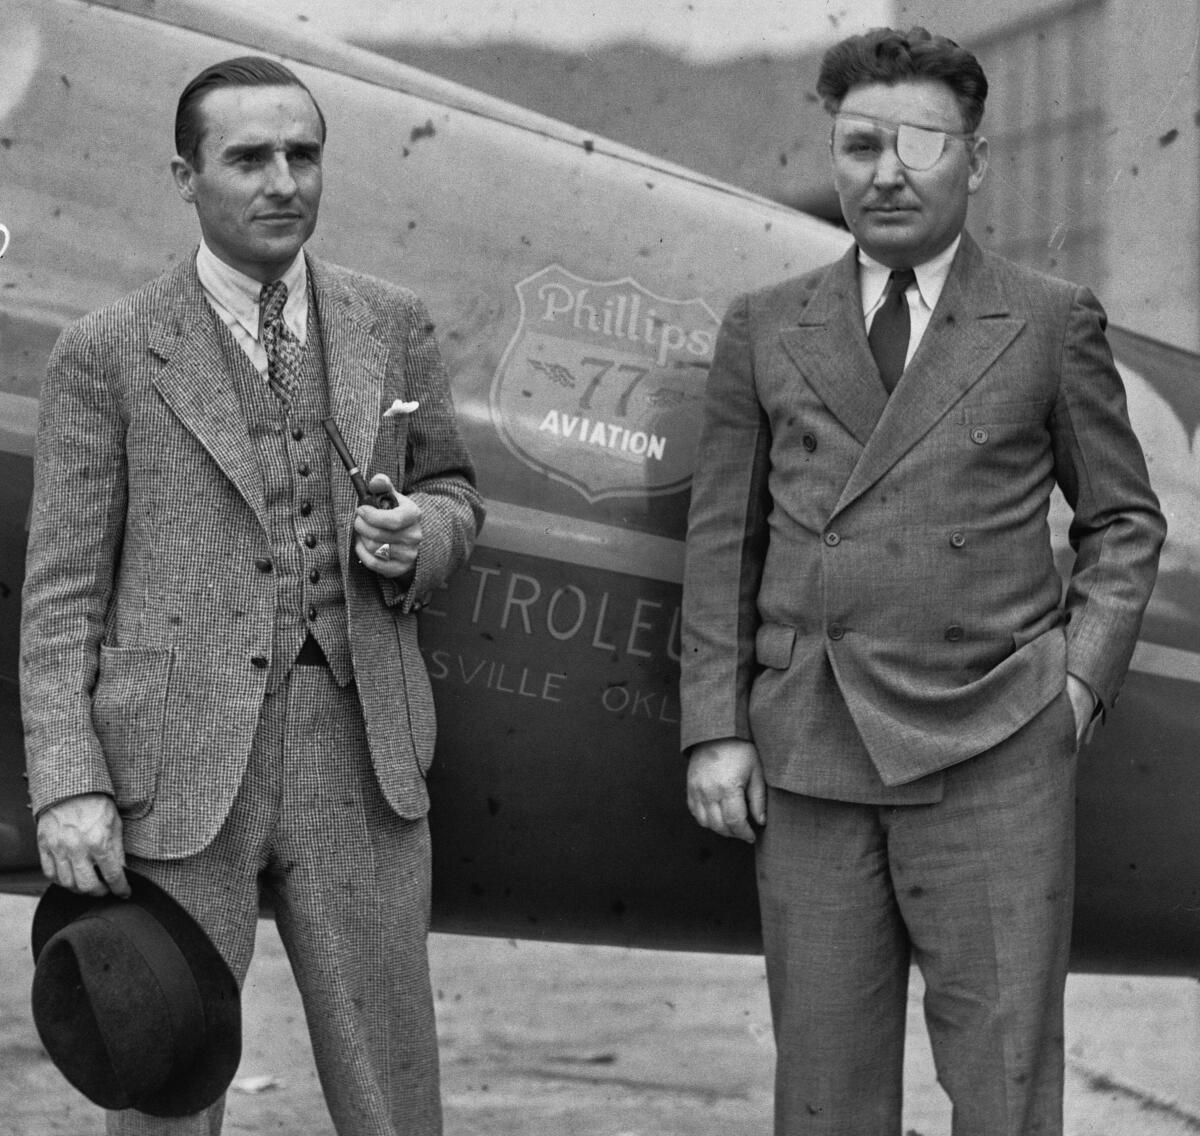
[681,234,1165,792]
[21,255,484,859]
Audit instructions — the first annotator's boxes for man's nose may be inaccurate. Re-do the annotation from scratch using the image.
[872,146,906,188]
[264,153,297,195]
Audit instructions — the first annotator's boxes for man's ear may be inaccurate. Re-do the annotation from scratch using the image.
[967,136,989,195]
[170,155,197,204]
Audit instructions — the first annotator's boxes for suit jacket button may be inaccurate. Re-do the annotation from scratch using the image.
[944,625,964,642]
[824,531,841,547]
[828,624,845,640]
[251,654,269,669]
[949,531,966,548]
[970,427,989,445]
[802,433,817,452]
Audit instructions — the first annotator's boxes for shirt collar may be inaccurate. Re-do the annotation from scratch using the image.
[857,234,961,315]
[195,241,309,344]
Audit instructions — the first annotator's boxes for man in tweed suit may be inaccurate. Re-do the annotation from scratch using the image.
[681,28,1164,1136]
[20,57,483,1135]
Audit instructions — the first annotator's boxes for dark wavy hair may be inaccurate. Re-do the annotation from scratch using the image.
[816,27,988,133]
[175,56,326,169]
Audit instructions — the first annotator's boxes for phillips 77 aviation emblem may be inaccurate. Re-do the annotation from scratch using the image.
[490,265,720,503]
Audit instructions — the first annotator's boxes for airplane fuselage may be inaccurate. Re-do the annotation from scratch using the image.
[1,0,1198,974]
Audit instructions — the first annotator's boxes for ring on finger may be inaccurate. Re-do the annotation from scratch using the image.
[375,543,391,560]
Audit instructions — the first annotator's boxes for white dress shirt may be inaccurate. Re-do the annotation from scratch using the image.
[859,234,961,370]
[195,241,309,378]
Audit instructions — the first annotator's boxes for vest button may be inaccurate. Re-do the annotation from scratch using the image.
[292,427,305,441]
[255,557,273,573]
[307,606,318,621]
[970,427,989,445]
[299,500,313,516]
[949,531,966,548]
[309,568,321,584]
[304,533,317,549]
[298,462,311,476]
[945,625,964,642]
[251,654,268,669]
[802,433,817,452]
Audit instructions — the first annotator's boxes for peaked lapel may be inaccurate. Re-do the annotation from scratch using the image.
[309,257,391,562]
[833,234,1026,516]
[148,261,268,526]
[778,247,887,448]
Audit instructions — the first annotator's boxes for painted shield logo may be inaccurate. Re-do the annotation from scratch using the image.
[490,266,719,502]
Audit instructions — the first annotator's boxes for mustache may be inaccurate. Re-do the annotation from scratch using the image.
[862,198,916,211]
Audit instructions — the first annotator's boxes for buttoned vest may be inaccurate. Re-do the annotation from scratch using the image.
[214,290,353,693]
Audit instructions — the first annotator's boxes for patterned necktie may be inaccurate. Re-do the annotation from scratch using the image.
[259,280,303,405]
[867,267,917,394]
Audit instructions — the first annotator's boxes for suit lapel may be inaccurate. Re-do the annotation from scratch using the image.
[309,258,390,555]
[833,234,1026,515]
[148,263,268,524]
[778,247,887,448]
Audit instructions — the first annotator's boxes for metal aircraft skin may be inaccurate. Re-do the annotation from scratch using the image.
[0,0,1197,975]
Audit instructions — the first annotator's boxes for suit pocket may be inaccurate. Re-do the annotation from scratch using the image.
[91,645,171,819]
[1012,607,1065,651]
[377,397,411,487]
[961,397,1053,425]
[755,623,796,670]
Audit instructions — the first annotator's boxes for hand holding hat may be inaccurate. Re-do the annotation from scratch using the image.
[30,870,241,1118]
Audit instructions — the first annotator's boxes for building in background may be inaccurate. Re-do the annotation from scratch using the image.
[901,0,1200,351]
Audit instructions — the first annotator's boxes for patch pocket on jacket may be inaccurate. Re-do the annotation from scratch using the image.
[755,624,796,670]
[90,646,172,819]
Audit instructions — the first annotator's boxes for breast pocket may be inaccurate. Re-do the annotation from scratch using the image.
[961,398,1053,425]
[91,645,172,818]
[376,401,412,488]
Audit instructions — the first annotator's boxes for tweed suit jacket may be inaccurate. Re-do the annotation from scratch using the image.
[680,234,1165,791]
[21,254,484,858]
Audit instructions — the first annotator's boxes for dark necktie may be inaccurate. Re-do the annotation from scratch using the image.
[259,280,303,405]
[867,267,917,394]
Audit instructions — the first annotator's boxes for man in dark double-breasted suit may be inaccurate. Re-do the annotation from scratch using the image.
[21,57,483,1135]
[681,28,1165,1136]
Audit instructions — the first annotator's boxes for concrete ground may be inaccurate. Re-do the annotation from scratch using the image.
[2,893,1198,1135]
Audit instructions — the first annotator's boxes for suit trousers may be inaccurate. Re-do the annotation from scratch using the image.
[756,690,1078,1136]
[106,665,441,1136]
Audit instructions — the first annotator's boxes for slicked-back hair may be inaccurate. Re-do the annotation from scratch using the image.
[816,27,988,134]
[175,55,326,169]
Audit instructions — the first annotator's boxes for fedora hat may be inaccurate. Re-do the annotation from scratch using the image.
[30,870,241,1118]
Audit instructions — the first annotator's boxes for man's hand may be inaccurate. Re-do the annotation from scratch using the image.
[686,738,767,843]
[37,793,130,898]
[354,473,422,581]
[1066,672,1099,749]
